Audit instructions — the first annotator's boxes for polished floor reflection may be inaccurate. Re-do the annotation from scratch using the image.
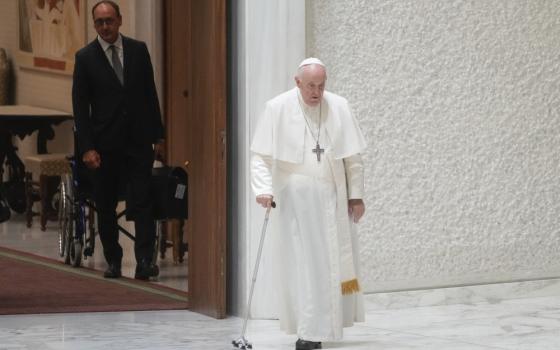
[0,211,187,291]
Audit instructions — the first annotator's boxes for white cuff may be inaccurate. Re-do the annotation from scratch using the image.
[344,154,364,199]
[251,153,274,196]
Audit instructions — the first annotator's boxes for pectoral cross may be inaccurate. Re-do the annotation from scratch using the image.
[312,142,324,162]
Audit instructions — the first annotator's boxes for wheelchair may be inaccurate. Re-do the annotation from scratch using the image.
[57,148,188,269]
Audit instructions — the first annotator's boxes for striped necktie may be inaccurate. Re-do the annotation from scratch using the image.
[109,45,123,85]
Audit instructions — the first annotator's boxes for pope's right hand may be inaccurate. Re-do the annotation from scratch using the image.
[256,194,273,208]
[82,150,101,169]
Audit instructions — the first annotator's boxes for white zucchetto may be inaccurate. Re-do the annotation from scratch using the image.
[298,57,325,68]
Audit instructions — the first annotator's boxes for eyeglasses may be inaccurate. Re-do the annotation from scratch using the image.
[94,17,116,26]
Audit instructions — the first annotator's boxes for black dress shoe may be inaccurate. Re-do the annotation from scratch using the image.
[103,262,122,278]
[295,339,322,350]
[134,259,159,280]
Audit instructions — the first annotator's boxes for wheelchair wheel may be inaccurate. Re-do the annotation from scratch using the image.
[58,174,73,263]
[68,239,82,267]
[59,174,83,267]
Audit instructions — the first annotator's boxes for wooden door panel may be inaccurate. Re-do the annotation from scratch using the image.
[165,0,191,169]
[164,0,227,319]
[189,0,227,318]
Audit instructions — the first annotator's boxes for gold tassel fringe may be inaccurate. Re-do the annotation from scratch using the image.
[341,279,360,295]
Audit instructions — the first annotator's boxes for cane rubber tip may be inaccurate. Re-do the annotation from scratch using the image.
[271,201,276,208]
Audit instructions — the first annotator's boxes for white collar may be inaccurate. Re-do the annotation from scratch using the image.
[97,34,123,52]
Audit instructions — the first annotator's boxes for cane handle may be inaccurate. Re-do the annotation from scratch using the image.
[265,201,276,215]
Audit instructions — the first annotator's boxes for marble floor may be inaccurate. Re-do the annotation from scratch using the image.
[2,213,560,349]
[0,281,559,349]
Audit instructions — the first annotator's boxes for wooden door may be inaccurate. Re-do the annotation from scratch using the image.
[164,0,227,319]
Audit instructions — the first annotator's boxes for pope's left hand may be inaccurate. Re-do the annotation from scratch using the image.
[348,199,365,223]
[154,141,165,161]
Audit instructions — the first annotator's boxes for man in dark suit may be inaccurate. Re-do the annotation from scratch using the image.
[72,0,164,280]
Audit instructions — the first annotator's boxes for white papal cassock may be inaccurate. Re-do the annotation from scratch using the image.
[251,87,367,342]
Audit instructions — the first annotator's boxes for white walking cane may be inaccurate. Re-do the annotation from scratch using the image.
[232,201,276,349]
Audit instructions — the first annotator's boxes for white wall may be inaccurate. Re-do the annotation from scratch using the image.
[307,0,560,292]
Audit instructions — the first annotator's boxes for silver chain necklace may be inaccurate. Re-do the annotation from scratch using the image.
[298,97,325,162]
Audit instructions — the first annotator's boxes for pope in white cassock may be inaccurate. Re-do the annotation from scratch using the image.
[250,58,367,350]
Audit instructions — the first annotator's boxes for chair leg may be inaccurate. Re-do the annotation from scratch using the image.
[178,219,187,263]
[172,219,180,264]
[25,172,33,228]
[159,222,167,260]
[40,175,48,231]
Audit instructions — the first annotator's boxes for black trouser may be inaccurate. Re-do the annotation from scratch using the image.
[92,148,155,265]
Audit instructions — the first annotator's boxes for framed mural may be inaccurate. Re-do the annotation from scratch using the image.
[17,0,87,75]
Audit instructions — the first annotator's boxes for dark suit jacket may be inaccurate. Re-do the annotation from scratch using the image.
[72,36,164,156]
